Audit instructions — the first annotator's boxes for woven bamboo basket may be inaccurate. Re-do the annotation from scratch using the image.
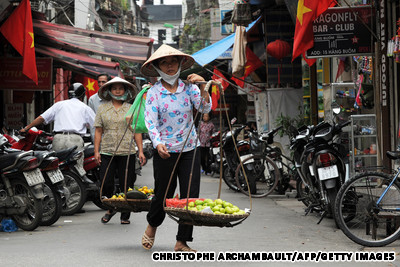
[102,198,151,213]
[164,207,249,227]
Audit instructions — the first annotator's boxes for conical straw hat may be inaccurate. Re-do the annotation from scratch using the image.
[140,44,195,77]
[98,76,137,101]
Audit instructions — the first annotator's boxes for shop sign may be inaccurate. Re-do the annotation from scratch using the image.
[217,47,233,59]
[0,57,53,91]
[5,103,24,129]
[306,6,373,58]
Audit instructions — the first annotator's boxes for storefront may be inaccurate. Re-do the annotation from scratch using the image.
[0,13,153,131]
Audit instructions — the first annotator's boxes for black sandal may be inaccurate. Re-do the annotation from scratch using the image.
[101,210,117,224]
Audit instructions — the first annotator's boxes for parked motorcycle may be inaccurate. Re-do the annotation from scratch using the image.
[33,150,65,226]
[290,118,350,224]
[55,146,87,215]
[0,134,44,231]
[208,130,222,176]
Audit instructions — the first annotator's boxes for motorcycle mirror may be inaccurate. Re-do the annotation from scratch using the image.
[230,118,237,125]
[331,101,341,115]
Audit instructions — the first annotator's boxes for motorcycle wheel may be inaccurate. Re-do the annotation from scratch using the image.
[296,178,323,212]
[222,166,240,191]
[10,179,43,231]
[61,170,87,216]
[326,187,339,228]
[40,182,62,226]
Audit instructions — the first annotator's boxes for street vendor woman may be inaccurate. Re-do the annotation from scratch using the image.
[141,44,211,252]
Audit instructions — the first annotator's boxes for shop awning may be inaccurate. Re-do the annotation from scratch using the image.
[35,45,121,77]
[192,16,262,66]
[33,19,154,64]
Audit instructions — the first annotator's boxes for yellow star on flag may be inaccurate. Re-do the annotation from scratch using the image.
[28,32,34,48]
[297,0,312,26]
[86,79,95,92]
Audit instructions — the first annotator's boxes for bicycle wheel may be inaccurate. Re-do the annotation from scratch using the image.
[335,172,400,247]
[235,155,279,198]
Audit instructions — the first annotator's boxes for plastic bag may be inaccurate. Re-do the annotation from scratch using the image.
[126,85,150,133]
[0,218,18,232]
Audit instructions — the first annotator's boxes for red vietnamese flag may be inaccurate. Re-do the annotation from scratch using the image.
[211,68,229,111]
[84,77,99,98]
[0,0,38,84]
[231,47,264,88]
[292,0,336,66]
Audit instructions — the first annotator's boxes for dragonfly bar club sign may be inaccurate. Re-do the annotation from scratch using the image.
[306,6,373,58]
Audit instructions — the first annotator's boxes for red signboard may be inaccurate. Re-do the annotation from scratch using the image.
[0,57,53,91]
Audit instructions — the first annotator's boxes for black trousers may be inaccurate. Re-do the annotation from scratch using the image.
[147,149,201,242]
[200,146,210,173]
[100,154,136,220]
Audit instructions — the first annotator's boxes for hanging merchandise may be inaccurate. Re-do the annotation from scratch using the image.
[231,0,252,26]
[266,39,291,85]
[231,26,247,77]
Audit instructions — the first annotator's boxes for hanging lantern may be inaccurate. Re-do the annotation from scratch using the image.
[266,39,291,61]
[266,39,291,86]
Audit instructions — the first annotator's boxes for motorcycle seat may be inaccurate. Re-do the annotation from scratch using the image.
[33,150,55,165]
[84,144,94,158]
[387,151,400,160]
[0,150,32,171]
[54,146,78,162]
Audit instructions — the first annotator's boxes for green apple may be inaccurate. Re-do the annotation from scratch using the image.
[204,198,213,204]
[214,211,222,215]
[211,206,220,212]
[232,206,240,213]
[215,199,223,205]
[219,208,225,214]
[223,201,233,208]
[195,199,204,206]
[189,207,197,211]
[225,207,233,214]
[196,205,204,211]
[188,202,195,207]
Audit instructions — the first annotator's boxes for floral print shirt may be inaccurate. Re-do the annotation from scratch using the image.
[145,79,212,153]
[199,121,215,147]
[94,101,136,155]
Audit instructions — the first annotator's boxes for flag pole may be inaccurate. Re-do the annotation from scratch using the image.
[202,66,264,94]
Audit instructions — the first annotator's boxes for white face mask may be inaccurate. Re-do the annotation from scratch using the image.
[108,91,129,101]
[152,60,182,86]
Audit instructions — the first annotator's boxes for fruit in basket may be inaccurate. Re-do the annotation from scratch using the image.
[195,199,204,206]
[126,190,147,199]
[170,197,247,215]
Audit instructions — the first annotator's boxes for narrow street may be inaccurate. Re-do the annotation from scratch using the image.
[0,159,399,267]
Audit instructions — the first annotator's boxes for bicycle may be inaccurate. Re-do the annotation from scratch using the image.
[234,127,297,198]
[334,151,400,247]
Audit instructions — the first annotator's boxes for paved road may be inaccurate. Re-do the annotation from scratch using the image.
[1,159,399,267]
